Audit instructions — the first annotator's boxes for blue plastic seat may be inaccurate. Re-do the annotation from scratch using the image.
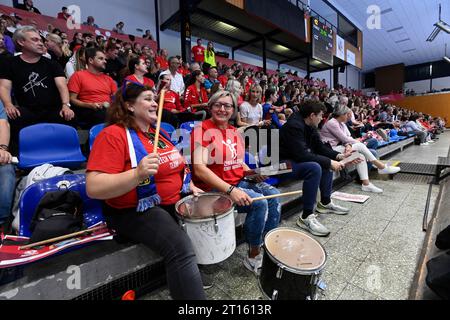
[89,123,106,150]
[245,152,258,169]
[18,123,86,170]
[19,174,104,237]
[180,121,199,134]
[160,122,176,137]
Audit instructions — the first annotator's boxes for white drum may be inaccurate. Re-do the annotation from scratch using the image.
[175,193,236,265]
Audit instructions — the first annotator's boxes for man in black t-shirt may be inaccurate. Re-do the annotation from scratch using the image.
[0,26,74,153]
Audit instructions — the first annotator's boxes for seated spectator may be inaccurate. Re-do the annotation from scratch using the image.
[0,18,16,54]
[65,45,86,80]
[192,39,205,64]
[320,105,401,193]
[0,107,15,232]
[218,66,232,88]
[16,0,41,14]
[113,22,125,35]
[156,48,169,71]
[133,42,142,55]
[125,57,155,89]
[225,79,244,107]
[237,84,265,128]
[404,115,432,146]
[104,41,125,83]
[204,67,219,92]
[0,33,13,60]
[183,70,208,121]
[69,32,84,52]
[262,87,283,129]
[95,35,105,49]
[86,83,206,300]
[157,73,184,127]
[142,30,154,40]
[191,90,281,274]
[57,7,71,21]
[83,16,99,28]
[160,56,185,97]
[45,33,70,68]
[0,26,74,154]
[68,47,117,128]
[280,101,349,237]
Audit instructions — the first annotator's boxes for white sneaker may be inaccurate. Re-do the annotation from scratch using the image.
[316,201,349,215]
[378,166,401,175]
[243,254,263,275]
[427,140,436,144]
[297,214,330,237]
[420,142,430,146]
[362,183,383,193]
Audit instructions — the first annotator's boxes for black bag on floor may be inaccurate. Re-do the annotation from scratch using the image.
[436,225,450,250]
[426,250,450,299]
[29,190,84,243]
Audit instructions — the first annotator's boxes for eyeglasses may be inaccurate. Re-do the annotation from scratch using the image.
[211,102,234,111]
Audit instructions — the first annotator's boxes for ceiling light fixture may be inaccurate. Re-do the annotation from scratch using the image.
[427,4,450,42]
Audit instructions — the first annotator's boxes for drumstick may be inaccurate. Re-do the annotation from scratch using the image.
[19,226,106,250]
[153,89,166,154]
[252,190,303,202]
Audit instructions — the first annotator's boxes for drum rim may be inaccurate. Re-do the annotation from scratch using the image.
[175,192,235,223]
[263,227,327,275]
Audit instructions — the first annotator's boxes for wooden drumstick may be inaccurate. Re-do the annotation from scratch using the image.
[252,190,303,202]
[153,89,166,154]
[19,226,106,250]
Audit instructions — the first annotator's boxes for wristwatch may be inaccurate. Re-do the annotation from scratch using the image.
[62,103,71,108]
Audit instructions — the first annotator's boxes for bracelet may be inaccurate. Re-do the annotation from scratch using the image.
[0,144,8,151]
[226,185,235,195]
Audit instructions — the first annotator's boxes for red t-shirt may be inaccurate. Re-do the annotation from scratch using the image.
[156,56,169,71]
[192,45,205,63]
[68,70,117,104]
[125,75,155,89]
[218,75,228,88]
[178,66,190,77]
[163,90,185,112]
[184,84,209,111]
[191,119,245,191]
[87,125,186,208]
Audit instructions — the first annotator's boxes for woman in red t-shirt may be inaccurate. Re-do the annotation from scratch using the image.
[86,83,205,300]
[125,57,155,89]
[191,90,281,275]
[183,70,208,121]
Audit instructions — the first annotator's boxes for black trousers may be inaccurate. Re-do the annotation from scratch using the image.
[103,204,206,300]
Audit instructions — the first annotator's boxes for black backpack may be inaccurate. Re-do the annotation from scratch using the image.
[29,190,84,243]
[426,250,450,299]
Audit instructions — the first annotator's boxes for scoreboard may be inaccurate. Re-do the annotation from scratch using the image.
[311,18,334,66]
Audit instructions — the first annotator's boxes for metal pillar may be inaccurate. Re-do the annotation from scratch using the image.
[262,36,267,73]
[306,58,310,78]
[180,0,192,63]
[154,0,161,50]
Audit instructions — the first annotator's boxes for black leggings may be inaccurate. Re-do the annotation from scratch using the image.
[103,204,206,300]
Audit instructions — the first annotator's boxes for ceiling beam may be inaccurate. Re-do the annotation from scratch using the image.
[232,29,282,51]
[195,8,261,37]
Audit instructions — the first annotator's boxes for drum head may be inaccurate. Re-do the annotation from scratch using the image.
[175,193,233,219]
[264,228,326,272]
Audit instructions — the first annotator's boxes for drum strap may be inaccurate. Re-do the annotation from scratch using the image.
[126,128,161,212]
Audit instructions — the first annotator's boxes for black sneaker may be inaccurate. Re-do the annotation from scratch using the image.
[200,271,213,290]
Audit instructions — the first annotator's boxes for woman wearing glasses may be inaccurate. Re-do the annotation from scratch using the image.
[86,83,206,300]
[191,91,281,275]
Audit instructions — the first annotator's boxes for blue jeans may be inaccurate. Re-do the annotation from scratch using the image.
[282,162,333,213]
[0,164,15,224]
[237,180,281,247]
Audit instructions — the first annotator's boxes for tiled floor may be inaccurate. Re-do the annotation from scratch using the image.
[143,131,449,301]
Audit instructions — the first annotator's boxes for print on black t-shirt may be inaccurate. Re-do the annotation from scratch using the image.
[0,56,65,111]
